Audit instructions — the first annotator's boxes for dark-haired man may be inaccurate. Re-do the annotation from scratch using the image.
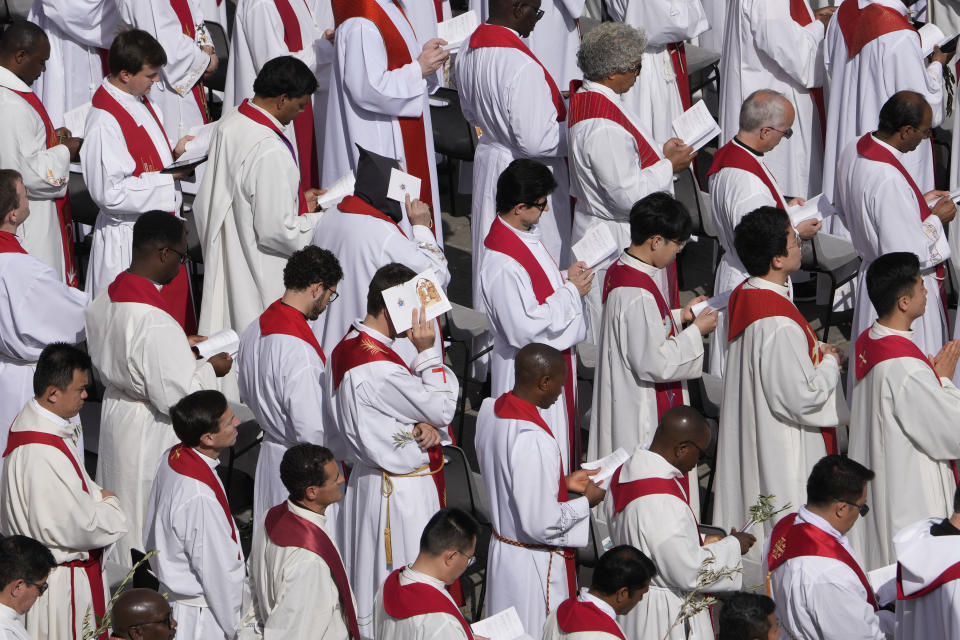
[144,390,244,640]
[82,29,196,332]
[542,545,656,639]
[718,593,780,640]
[110,588,178,640]
[768,455,888,639]
[86,211,231,568]
[249,444,357,640]
[848,251,960,570]
[714,207,847,581]
[195,55,325,336]
[329,263,458,639]
[373,508,480,639]
[0,535,57,640]
[0,343,127,640]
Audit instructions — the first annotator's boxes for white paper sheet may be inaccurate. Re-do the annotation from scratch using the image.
[918,22,955,56]
[382,269,451,333]
[438,10,480,50]
[63,102,92,138]
[195,329,240,359]
[868,564,897,606]
[317,172,356,210]
[671,100,721,152]
[690,289,732,317]
[581,447,629,487]
[572,222,619,268]
[174,122,216,165]
[387,167,421,203]
[470,607,533,640]
[787,194,824,226]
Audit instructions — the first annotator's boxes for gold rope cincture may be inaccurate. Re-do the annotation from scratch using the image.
[491,528,574,614]
[381,461,445,564]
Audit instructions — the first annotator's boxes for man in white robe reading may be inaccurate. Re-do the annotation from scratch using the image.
[768,455,891,639]
[605,407,753,640]
[328,263,458,639]
[568,23,694,339]
[720,0,834,198]
[195,56,324,335]
[373,508,481,640]
[848,252,960,570]
[0,22,82,284]
[0,344,127,640]
[144,390,245,640]
[714,207,848,578]
[85,212,231,567]
[249,444,360,640]
[476,343,605,637]
[0,535,57,640]
[0,170,87,453]
[238,246,343,525]
[479,160,591,473]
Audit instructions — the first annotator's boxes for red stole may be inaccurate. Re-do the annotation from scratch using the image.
[601,259,683,420]
[381,568,475,638]
[168,0,211,123]
[259,299,326,364]
[707,140,787,208]
[608,465,701,544]
[897,559,960,600]
[567,82,660,168]
[337,194,408,237]
[7,89,79,287]
[332,0,437,234]
[836,0,916,58]
[727,282,838,455]
[555,598,626,639]
[667,42,692,111]
[272,0,320,192]
[854,328,939,383]
[265,504,360,639]
[0,231,27,254]
[493,391,578,601]
[237,99,309,215]
[788,0,826,146]
[3,431,108,640]
[433,0,443,20]
[167,444,240,554]
[468,24,567,122]
[107,270,174,317]
[483,217,580,470]
[768,512,878,610]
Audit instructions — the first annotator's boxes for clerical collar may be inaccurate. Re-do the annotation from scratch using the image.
[745,276,790,297]
[733,137,763,157]
[870,133,905,160]
[621,249,659,276]
[931,518,960,536]
[29,398,72,433]
[403,565,452,596]
[281,301,309,320]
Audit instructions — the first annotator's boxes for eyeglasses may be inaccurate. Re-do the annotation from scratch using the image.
[835,498,870,517]
[325,288,339,303]
[514,2,544,19]
[526,199,548,212]
[25,580,48,596]
[164,246,190,264]
[456,550,477,568]
[130,612,173,630]
[764,126,794,139]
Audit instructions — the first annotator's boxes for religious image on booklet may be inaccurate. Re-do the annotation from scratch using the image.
[382,269,451,332]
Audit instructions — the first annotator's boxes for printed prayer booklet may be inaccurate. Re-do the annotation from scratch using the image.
[386,167,422,204]
[194,329,240,359]
[470,607,535,640]
[690,289,732,317]
[317,171,356,210]
[671,100,721,152]
[438,10,480,50]
[382,269,451,333]
[787,194,824,227]
[161,122,215,172]
[63,102,92,138]
[582,447,630,487]
[918,22,958,57]
[571,221,618,268]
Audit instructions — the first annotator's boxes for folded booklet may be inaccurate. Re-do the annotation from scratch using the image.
[194,329,240,359]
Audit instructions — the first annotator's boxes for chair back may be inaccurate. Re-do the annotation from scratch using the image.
[204,20,229,93]
[430,87,478,162]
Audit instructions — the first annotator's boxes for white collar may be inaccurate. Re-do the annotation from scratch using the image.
[797,505,848,545]
[869,321,914,340]
[870,133,906,160]
[245,100,284,130]
[355,320,395,347]
[620,447,685,484]
[580,79,623,103]
[619,250,661,278]
[578,589,618,622]
[29,399,73,437]
[192,447,221,468]
[0,66,31,92]
[0,603,21,622]
[859,0,908,15]
[103,77,145,106]
[403,565,449,592]
[287,499,327,529]
[500,217,543,243]
[745,276,791,297]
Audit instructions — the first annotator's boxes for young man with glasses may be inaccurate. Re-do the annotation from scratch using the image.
[768,454,889,639]
[0,535,56,640]
[85,211,232,569]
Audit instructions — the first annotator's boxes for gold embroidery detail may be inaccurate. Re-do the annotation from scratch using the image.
[771,536,787,560]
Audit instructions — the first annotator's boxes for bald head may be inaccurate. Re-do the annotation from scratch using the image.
[651,406,710,448]
[739,89,791,133]
[515,343,565,386]
[111,589,173,639]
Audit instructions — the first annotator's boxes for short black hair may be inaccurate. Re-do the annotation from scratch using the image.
[283,246,344,291]
[280,443,336,501]
[366,262,417,316]
[0,20,48,57]
[253,55,319,99]
[719,592,777,640]
[33,343,91,397]
[734,207,791,277]
[629,192,693,246]
[866,252,921,317]
[495,159,557,214]
[0,535,56,590]
[806,454,875,507]
[877,91,927,135]
[590,545,657,596]
[132,211,185,253]
[419,507,481,556]
[0,169,22,219]
[170,390,228,447]
[109,29,167,76]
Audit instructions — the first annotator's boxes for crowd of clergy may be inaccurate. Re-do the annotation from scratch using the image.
[5,0,960,639]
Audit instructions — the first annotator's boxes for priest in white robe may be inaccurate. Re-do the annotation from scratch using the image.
[0,344,128,640]
[0,535,57,640]
[476,344,604,637]
[720,0,833,198]
[144,391,245,640]
[328,264,457,640]
[847,252,960,570]
[238,246,343,525]
[0,171,87,456]
[194,55,323,335]
[0,22,82,285]
[85,213,231,567]
[479,160,591,473]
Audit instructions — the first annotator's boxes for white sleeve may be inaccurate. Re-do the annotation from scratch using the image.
[138,318,218,417]
[281,351,328,445]
[7,260,88,358]
[890,364,960,460]
[36,0,118,48]
[881,32,945,126]
[262,551,348,640]
[714,170,780,237]
[749,0,824,88]
[359,358,459,430]
[384,225,450,288]
[556,0,587,20]
[869,176,947,270]
[243,1,318,72]
[807,564,886,639]
[503,61,565,158]
[121,0,210,95]
[0,99,70,199]
[622,292,704,382]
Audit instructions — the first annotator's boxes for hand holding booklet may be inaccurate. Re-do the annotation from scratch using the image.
[470,607,535,640]
[193,329,240,359]
[571,223,618,269]
[581,448,629,487]
[437,10,480,50]
[690,290,732,317]
[382,269,451,333]
[671,101,721,152]
[317,172,356,210]
[787,194,825,227]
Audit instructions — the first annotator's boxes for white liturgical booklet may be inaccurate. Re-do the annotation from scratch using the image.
[317,172,356,210]
[787,194,825,226]
[64,102,92,138]
[671,100,721,152]
[387,167,421,204]
[470,607,534,640]
[194,329,240,359]
[382,269,451,333]
[690,290,732,317]
[572,222,619,268]
[581,447,630,487]
[438,10,480,50]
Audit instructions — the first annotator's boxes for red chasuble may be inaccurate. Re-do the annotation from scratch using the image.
[7,89,79,286]
[483,216,581,469]
[768,512,878,610]
[90,86,196,333]
[260,298,326,364]
[337,194,408,237]
[608,464,701,544]
[836,0,916,58]
[707,140,787,208]
[555,598,626,639]
[787,0,826,146]
[264,504,361,639]
[3,431,108,640]
[468,23,567,122]
[727,282,838,455]
[167,444,240,556]
[897,559,960,600]
[493,391,578,599]
[331,0,438,234]
[168,0,211,123]
[381,568,475,638]
[0,231,27,254]
[237,99,309,215]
